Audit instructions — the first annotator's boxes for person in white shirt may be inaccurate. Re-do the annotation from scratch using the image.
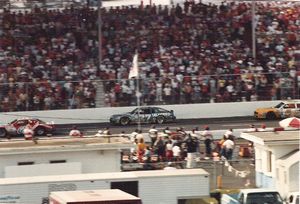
[148,125,158,147]
[95,130,103,137]
[69,126,83,137]
[246,124,257,132]
[130,129,139,142]
[202,126,213,158]
[164,162,177,170]
[24,126,34,140]
[172,143,181,163]
[222,138,235,160]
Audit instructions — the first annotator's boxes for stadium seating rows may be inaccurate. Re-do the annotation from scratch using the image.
[0,1,299,111]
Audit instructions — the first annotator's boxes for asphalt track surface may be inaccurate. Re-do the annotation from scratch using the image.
[56,116,281,136]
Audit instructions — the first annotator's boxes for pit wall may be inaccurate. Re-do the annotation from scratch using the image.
[0,101,281,125]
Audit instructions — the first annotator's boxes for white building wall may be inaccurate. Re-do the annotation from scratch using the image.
[5,162,82,178]
[255,144,299,190]
[289,162,299,193]
[0,150,120,178]
[0,180,109,204]
[139,175,209,204]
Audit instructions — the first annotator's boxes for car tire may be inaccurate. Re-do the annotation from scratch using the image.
[120,117,130,126]
[0,128,7,138]
[35,127,46,136]
[266,112,277,120]
[156,115,165,124]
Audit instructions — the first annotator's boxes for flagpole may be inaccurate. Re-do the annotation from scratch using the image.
[135,51,141,131]
[128,53,141,131]
[137,75,141,131]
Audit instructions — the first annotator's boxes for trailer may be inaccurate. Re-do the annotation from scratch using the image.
[0,168,210,204]
[49,189,142,204]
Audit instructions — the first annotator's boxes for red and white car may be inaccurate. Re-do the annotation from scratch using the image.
[0,118,55,138]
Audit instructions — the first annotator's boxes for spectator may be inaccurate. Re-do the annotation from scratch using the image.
[137,138,146,162]
[148,125,158,147]
[153,136,165,161]
[95,130,103,137]
[258,124,267,132]
[69,125,83,137]
[24,121,35,140]
[222,137,235,161]
[163,162,177,170]
[165,140,173,162]
[202,126,213,159]
[0,1,298,112]
[102,127,111,135]
[246,124,257,132]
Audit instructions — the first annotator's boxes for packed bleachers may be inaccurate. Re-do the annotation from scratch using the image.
[0,0,299,111]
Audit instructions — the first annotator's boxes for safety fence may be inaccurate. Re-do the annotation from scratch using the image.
[121,157,256,190]
[0,72,298,112]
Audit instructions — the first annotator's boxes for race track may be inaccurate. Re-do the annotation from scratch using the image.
[56,116,281,136]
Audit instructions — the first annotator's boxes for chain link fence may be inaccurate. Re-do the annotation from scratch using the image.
[0,72,298,112]
[122,157,256,190]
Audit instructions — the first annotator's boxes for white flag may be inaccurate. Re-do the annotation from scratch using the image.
[128,53,139,79]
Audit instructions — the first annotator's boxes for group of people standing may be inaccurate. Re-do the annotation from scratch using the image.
[128,125,236,166]
[67,123,238,165]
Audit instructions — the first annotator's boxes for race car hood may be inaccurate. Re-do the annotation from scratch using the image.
[0,122,8,127]
[111,113,131,118]
[255,107,275,112]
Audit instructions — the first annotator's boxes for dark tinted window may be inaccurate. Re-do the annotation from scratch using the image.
[50,160,66,163]
[18,162,34,165]
[154,108,169,113]
[246,192,283,204]
[16,120,28,126]
[111,181,138,197]
[143,108,152,114]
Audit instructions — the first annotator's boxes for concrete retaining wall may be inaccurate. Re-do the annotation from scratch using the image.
[0,101,281,125]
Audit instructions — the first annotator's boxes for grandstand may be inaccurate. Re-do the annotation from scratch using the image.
[0,0,299,112]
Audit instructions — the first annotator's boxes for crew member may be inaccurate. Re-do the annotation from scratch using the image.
[69,125,83,137]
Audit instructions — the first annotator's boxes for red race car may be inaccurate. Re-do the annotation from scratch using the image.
[0,118,55,138]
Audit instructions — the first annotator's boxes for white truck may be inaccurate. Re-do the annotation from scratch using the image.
[0,168,210,204]
[221,188,285,204]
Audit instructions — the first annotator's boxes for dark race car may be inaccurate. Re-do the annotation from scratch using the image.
[0,118,55,138]
[110,107,176,126]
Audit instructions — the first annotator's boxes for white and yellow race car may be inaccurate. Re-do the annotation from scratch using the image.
[254,100,300,119]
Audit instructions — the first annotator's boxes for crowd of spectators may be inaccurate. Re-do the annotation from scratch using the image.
[121,125,238,169]
[0,0,299,111]
[101,1,299,106]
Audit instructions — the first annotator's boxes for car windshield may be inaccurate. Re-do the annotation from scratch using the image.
[246,192,284,204]
[9,119,17,124]
[274,102,284,108]
[154,108,168,113]
[130,108,139,114]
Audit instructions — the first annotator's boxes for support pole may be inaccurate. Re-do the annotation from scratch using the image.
[98,0,102,69]
[251,0,256,62]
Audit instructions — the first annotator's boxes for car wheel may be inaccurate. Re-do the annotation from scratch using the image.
[120,117,130,126]
[156,115,165,124]
[35,127,46,136]
[0,128,7,138]
[266,112,277,120]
